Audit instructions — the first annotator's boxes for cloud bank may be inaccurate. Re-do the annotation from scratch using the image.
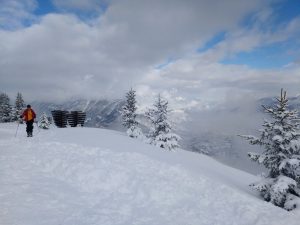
[0,0,299,110]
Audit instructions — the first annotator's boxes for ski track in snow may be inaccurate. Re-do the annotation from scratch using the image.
[0,123,299,225]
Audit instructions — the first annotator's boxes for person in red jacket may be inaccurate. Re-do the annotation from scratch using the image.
[21,105,36,137]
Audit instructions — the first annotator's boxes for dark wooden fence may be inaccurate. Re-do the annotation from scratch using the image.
[67,111,86,127]
[51,110,86,128]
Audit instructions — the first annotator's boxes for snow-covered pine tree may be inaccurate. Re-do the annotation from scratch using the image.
[39,112,50,129]
[240,89,300,210]
[0,92,13,122]
[145,94,180,150]
[121,88,143,138]
[12,92,25,122]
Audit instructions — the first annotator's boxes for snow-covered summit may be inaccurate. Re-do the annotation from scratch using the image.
[0,123,299,225]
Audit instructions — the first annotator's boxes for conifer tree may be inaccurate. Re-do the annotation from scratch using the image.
[240,89,300,210]
[39,112,50,129]
[0,92,12,122]
[12,92,25,122]
[121,88,142,138]
[145,94,180,150]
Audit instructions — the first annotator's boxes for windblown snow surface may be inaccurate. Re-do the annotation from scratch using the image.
[0,123,299,225]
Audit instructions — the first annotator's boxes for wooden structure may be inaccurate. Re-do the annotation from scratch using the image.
[51,110,86,128]
[67,111,86,127]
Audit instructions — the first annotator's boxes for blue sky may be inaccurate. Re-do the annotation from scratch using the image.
[221,42,298,69]
[34,0,55,15]
[198,0,300,69]
[0,0,300,105]
[34,0,108,20]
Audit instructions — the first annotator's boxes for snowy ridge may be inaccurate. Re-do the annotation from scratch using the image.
[29,97,267,174]
[0,123,299,225]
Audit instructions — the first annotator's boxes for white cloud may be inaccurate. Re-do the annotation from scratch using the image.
[1,0,299,110]
[137,51,300,112]
[0,0,37,29]
[198,15,300,63]
[97,0,269,64]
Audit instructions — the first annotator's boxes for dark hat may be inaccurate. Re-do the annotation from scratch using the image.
[27,104,31,108]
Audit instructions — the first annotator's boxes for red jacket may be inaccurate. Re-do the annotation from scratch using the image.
[22,108,36,122]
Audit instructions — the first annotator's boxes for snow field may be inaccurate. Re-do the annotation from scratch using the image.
[0,123,299,225]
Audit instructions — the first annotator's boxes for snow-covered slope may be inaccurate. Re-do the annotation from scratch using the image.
[0,123,299,225]
[31,95,300,176]
[29,98,266,175]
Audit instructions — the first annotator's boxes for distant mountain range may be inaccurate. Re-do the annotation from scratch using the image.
[32,99,125,130]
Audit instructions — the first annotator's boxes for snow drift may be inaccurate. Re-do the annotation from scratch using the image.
[0,123,299,225]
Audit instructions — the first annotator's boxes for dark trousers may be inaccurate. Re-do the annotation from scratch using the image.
[26,120,34,135]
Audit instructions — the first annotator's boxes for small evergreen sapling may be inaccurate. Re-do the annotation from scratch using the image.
[240,89,300,210]
[121,88,143,139]
[39,113,50,129]
[145,94,180,150]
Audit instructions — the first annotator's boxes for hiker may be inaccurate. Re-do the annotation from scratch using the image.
[20,105,36,137]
